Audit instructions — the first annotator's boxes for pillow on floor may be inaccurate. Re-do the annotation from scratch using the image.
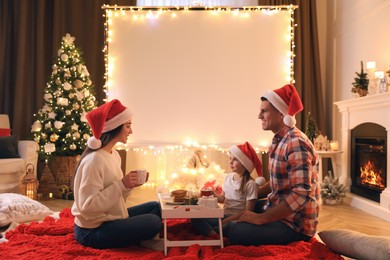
[0,193,53,227]
[318,229,390,260]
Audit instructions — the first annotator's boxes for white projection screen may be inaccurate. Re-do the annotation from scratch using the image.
[105,7,294,148]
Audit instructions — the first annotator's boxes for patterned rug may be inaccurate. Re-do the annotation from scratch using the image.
[0,208,343,259]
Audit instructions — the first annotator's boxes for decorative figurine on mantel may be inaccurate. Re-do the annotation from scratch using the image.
[314,134,330,151]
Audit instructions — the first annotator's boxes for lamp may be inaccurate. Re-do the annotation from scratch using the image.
[22,164,38,200]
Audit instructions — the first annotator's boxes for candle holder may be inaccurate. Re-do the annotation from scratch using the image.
[22,164,38,200]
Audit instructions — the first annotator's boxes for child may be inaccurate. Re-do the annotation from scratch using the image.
[191,141,265,237]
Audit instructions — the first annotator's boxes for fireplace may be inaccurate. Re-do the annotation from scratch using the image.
[335,93,390,222]
[350,123,387,202]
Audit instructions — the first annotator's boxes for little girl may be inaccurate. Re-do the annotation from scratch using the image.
[192,141,265,237]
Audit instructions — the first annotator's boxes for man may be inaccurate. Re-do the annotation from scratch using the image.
[225,84,320,246]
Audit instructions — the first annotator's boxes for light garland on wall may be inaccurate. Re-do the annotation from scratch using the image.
[115,142,268,190]
[101,5,298,102]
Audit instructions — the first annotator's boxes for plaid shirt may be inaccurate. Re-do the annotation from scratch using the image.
[265,127,320,237]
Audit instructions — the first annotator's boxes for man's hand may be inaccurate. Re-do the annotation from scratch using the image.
[237,210,264,225]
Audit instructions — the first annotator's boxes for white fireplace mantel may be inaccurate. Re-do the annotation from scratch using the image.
[335,92,390,222]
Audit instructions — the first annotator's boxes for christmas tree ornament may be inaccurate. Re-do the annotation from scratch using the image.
[50,133,58,142]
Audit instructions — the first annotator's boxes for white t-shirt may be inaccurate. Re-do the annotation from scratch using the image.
[71,149,132,228]
[222,172,258,216]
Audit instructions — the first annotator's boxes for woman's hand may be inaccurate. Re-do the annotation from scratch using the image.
[122,171,143,189]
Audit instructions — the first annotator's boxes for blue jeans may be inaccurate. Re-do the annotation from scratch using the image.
[224,220,311,246]
[74,201,162,249]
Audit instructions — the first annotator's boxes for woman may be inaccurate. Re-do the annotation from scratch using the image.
[71,99,163,250]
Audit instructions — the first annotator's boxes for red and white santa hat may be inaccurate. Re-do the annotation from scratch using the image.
[262,84,303,127]
[229,142,266,186]
[86,99,133,149]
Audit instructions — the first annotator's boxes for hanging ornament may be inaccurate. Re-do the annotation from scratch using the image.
[72,132,80,139]
[31,120,42,132]
[83,133,90,140]
[41,133,47,140]
[73,103,80,110]
[50,133,59,142]
[70,143,77,150]
[73,79,83,89]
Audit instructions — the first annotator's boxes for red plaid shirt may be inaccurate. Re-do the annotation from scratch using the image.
[265,127,320,237]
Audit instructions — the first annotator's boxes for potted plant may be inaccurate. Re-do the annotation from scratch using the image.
[352,61,369,97]
[320,171,346,205]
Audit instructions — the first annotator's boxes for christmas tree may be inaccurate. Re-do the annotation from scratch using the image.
[31,33,96,160]
[305,111,319,143]
[352,60,369,94]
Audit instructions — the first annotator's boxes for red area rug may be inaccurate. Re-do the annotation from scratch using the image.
[0,208,342,259]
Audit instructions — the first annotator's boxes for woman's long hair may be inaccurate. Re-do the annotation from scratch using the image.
[73,124,124,182]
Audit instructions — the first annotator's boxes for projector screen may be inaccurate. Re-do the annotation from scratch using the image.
[105,7,294,147]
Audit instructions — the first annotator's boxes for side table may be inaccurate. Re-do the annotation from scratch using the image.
[316,150,343,182]
[157,193,224,256]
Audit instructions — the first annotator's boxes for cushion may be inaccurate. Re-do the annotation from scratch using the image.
[318,229,390,260]
[0,193,53,227]
[0,128,11,136]
[0,135,20,158]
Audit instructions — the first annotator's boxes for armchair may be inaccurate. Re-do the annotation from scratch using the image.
[0,114,39,194]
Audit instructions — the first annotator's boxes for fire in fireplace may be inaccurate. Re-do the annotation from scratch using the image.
[350,123,387,202]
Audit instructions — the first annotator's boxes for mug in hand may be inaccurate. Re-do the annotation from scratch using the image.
[136,169,147,185]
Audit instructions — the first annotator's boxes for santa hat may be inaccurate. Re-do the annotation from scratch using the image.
[229,142,266,186]
[262,84,303,127]
[86,99,133,149]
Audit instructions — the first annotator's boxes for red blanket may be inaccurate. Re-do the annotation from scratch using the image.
[0,208,342,259]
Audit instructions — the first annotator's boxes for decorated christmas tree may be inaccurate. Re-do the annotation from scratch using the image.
[352,61,369,96]
[31,33,96,160]
[305,111,319,143]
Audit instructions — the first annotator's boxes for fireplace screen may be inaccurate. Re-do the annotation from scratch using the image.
[351,137,386,202]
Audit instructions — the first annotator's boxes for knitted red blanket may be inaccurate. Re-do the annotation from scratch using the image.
[0,208,342,259]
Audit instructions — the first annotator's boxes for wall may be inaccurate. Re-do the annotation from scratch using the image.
[317,0,390,176]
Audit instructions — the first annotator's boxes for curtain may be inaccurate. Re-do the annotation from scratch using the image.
[0,0,324,138]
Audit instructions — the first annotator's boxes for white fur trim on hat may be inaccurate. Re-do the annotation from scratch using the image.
[87,136,102,149]
[229,145,254,172]
[262,90,289,116]
[283,115,296,128]
[102,108,133,133]
[255,176,266,186]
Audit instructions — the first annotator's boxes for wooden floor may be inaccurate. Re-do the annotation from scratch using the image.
[40,187,390,236]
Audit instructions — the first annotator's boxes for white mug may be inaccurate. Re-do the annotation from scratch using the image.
[136,169,147,185]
